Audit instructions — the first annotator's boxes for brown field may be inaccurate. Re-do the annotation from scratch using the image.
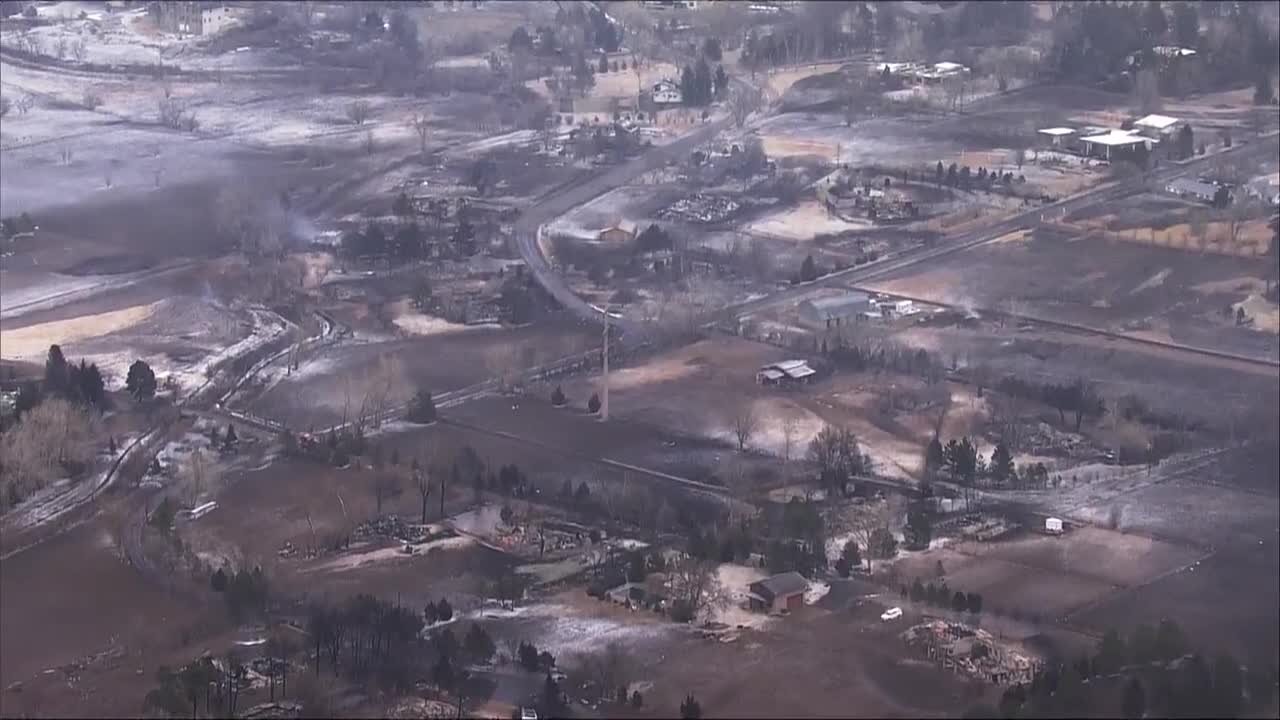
[0,516,222,718]
[950,526,1205,589]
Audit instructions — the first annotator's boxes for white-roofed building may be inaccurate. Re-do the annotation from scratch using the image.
[1037,127,1076,146]
[757,360,817,385]
[1132,113,1183,139]
[1080,130,1154,160]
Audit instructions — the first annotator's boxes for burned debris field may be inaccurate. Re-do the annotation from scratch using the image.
[1,2,1278,720]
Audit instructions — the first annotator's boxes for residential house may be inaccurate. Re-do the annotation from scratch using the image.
[747,572,808,613]
[651,79,683,106]
[598,220,637,244]
[148,1,237,35]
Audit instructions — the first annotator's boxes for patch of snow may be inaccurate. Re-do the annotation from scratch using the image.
[804,580,831,605]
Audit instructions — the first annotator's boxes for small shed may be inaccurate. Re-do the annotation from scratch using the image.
[1045,517,1064,535]
[748,572,809,613]
[598,220,637,244]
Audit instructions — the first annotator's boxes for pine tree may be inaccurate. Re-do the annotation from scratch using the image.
[990,442,1014,484]
[125,359,157,402]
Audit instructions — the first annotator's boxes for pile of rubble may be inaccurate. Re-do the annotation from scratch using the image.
[660,193,740,224]
[956,515,1019,542]
[353,515,431,544]
[902,620,1037,685]
[1021,422,1095,458]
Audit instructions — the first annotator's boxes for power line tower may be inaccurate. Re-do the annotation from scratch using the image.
[601,304,610,422]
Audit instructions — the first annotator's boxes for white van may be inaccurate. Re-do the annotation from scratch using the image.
[880,607,903,622]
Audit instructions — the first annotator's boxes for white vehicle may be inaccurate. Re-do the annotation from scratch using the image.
[880,607,903,622]
[520,709,539,720]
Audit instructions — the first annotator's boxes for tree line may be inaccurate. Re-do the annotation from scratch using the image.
[983,619,1276,719]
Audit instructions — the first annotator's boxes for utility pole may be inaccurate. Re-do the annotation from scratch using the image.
[601,303,610,422]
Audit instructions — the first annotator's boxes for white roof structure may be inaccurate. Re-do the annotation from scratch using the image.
[1134,114,1180,130]
[1038,127,1075,136]
[933,61,966,73]
[1154,46,1196,57]
[1080,130,1151,147]
[760,360,816,380]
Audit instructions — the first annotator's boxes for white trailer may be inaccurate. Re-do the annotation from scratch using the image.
[1045,517,1064,535]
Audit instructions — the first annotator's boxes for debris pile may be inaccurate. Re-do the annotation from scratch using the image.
[353,515,432,544]
[1021,422,1095,458]
[902,620,1037,685]
[956,515,1020,542]
[660,193,740,224]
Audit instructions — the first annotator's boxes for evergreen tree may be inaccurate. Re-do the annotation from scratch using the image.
[990,442,1014,484]
[44,344,69,396]
[925,436,945,477]
[1122,677,1146,719]
[680,694,702,719]
[126,359,157,402]
[800,254,818,281]
[408,389,437,424]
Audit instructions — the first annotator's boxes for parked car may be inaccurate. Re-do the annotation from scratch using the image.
[881,607,903,622]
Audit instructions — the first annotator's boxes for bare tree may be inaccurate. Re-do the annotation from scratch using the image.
[183,448,215,506]
[0,398,96,505]
[58,146,73,165]
[844,500,891,572]
[15,94,35,115]
[53,36,68,60]
[413,460,431,525]
[781,413,800,461]
[81,88,103,110]
[731,403,758,451]
[1131,68,1162,114]
[409,111,431,154]
[70,38,87,62]
[346,100,371,126]
[372,472,400,517]
[729,86,762,128]
[667,554,724,622]
[214,184,289,256]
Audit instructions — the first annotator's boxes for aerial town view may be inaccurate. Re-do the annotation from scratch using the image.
[0,1,1277,718]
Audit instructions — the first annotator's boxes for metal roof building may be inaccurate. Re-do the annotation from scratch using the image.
[799,293,873,329]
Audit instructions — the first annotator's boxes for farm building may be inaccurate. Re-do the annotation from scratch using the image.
[1079,130,1154,161]
[798,293,873,330]
[747,572,809,613]
[1132,113,1183,139]
[756,359,816,385]
[1165,178,1218,203]
[1037,127,1076,147]
[597,220,637,244]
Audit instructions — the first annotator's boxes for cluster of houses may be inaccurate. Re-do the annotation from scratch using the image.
[1036,113,1185,161]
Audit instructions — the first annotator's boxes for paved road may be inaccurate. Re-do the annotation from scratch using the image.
[506,87,1275,346]
[708,132,1280,327]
